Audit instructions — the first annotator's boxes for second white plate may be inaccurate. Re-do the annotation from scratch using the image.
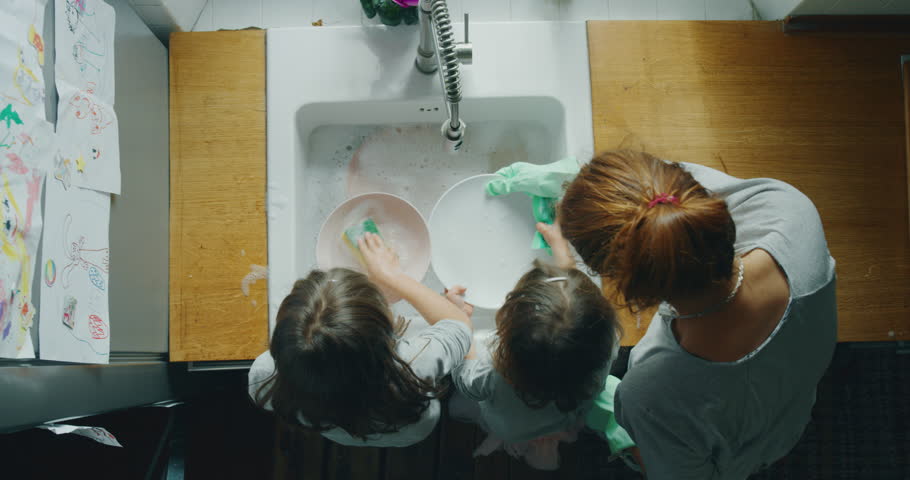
[429,174,548,310]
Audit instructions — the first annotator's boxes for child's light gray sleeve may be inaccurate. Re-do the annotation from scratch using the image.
[452,358,495,402]
[248,351,276,409]
[400,319,472,382]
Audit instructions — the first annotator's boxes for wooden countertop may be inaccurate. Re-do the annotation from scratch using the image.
[168,24,909,361]
[587,21,910,345]
[169,31,269,362]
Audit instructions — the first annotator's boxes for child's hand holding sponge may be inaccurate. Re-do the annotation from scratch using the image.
[342,217,383,267]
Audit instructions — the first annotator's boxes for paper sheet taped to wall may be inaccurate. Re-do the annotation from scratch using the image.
[38,175,110,364]
[54,0,119,194]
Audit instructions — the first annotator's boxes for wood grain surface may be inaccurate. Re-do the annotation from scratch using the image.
[904,59,910,240]
[587,21,910,345]
[169,30,269,361]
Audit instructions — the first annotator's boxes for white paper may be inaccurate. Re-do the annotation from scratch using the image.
[148,400,184,408]
[54,0,115,104]
[0,127,48,359]
[55,83,119,193]
[38,423,123,447]
[39,176,110,363]
[0,0,50,121]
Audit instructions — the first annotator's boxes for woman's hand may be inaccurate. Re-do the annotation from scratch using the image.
[358,233,405,288]
[536,222,576,270]
[444,285,474,318]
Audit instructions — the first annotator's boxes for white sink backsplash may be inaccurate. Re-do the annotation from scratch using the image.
[130,0,767,43]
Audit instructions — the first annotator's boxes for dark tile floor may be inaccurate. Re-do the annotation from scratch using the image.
[2,342,907,479]
[272,342,910,480]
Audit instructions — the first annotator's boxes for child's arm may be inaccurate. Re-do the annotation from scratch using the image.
[445,286,477,359]
[536,222,576,270]
[359,233,472,329]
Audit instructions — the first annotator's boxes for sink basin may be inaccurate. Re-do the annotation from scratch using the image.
[267,22,593,331]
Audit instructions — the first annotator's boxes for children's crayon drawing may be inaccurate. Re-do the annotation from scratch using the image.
[0,149,45,359]
[55,0,114,104]
[0,103,55,172]
[56,82,120,194]
[0,0,49,121]
[39,176,110,363]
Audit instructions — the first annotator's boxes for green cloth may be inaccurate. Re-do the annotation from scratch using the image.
[485,157,580,253]
[586,375,636,454]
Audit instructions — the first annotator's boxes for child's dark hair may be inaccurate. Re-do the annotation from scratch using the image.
[253,268,439,439]
[493,260,618,412]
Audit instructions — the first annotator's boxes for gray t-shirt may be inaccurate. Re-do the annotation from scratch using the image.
[615,163,837,479]
[248,319,472,448]
[452,331,616,444]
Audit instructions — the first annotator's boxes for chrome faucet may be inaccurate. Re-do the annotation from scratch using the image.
[415,0,472,152]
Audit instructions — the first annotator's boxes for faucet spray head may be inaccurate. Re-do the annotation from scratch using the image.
[441,119,466,153]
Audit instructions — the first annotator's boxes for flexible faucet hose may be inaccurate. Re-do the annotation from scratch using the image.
[430,0,462,106]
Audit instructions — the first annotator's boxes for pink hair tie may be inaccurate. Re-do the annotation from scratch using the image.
[647,193,679,208]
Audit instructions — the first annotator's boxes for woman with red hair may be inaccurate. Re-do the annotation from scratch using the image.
[559,150,837,479]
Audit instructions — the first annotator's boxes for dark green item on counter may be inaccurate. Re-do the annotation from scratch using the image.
[361,0,418,26]
[360,0,377,18]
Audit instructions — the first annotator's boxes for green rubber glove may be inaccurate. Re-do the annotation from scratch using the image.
[585,375,636,454]
[486,157,580,253]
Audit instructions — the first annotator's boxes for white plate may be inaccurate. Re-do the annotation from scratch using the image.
[429,174,548,310]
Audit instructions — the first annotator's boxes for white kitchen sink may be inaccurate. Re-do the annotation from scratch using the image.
[267,22,593,331]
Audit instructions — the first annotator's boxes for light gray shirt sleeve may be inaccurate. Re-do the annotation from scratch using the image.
[452,357,497,402]
[397,319,472,383]
[616,375,719,480]
[247,350,276,408]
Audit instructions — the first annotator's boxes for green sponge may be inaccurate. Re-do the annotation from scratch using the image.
[342,218,382,265]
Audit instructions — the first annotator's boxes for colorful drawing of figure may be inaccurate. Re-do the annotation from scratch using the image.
[88,266,104,290]
[5,48,45,109]
[0,169,41,354]
[14,291,33,350]
[0,104,23,132]
[45,259,56,287]
[64,0,90,33]
[69,89,111,135]
[60,213,110,289]
[5,153,28,175]
[28,25,45,66]
[62,295,77,330]
[89,314,107,339]
[54,154,73,190]
[2,289,33,349]
[2,195,18,241]
[73,37,103,73]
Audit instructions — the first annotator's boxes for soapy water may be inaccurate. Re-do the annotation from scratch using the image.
[297,121,557,327]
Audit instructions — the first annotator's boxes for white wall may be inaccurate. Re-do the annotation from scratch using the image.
[792,0,910,15]
[128,0,207,41]
[108,0,170,352]
[751,0,801,18]
[188,0,761,33]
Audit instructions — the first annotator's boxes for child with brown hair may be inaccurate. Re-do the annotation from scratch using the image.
[248,233,473,447]
[450,222,621,470]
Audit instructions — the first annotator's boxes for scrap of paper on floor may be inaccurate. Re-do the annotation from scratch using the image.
[39,176,110,363]
[55,82,120,194]
[54,0,115,105]
[38,423,123,447]
[0,0,50,122]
